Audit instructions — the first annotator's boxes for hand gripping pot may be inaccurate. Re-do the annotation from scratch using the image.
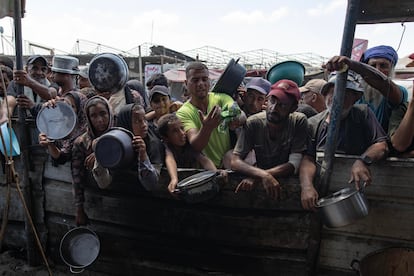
[316,186,369,228]
[175,171,220,203]
[60,227,100,274]
[88,53,129,94]
[94,127,136,169]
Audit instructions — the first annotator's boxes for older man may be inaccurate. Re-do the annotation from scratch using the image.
[299,78,327,114]
[300,71,388,210]
[231,80,308,199]
[323,45,407,132]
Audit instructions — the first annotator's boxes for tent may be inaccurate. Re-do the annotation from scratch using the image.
[164,68,222,83]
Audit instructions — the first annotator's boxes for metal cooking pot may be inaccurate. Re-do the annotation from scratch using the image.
[88,53,129,94]
[211,58,246,97]
[350,247,414,276]
[95,127,136,169]
[60,227,100,274]
[175,170,220,203]
[316,186,369,228]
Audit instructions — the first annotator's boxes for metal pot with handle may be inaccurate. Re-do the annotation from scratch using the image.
[350,247,414,276]
[174,170,220,203]
[316,186,369,228]
[60,227,100,274]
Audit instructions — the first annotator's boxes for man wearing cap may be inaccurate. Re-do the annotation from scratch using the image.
[7,55,52,103]
[50,55,80,96]
[231,79,308,199]
[323,45,408,132]
[300,71,388,210]
[78,65,91,90]
[242,77,271,117]
[298,78,327,114]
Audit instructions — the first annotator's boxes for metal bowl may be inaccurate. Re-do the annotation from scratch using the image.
[175,170,220,203]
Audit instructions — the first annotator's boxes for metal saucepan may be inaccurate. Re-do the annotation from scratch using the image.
[94,127,136,169]
[316,186,369,228]
[60,227,100,274]
[88,53,129,94]
[175,170,221,203]
[350,247,414,276]
[211,58,246,97]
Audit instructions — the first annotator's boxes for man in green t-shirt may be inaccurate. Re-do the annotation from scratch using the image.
[176,62,245,168]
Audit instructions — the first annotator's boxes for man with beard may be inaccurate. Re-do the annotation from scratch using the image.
[231,80,307,199]
[299,71,388,210]
[323,45,407,132]
[7,55,53,102]
[176,61,246,169]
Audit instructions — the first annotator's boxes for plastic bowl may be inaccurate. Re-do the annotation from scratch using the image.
[0,123,20,157]
[266,61,305,86]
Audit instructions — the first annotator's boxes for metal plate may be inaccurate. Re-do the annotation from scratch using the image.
[177,170,217,190]
[36,101,77,140]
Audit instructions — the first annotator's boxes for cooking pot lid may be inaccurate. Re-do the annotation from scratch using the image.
[89,53,128,93]
[317,187,358,207]
[36,101,77,140]
[177,170,217,190]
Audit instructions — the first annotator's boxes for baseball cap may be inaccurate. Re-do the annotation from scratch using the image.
[246,78,271,95]
[268,79,301,103]
[149,85,171,102]
[27,55,47,66]
[0,56,14,70]
[320,71,364,96]
[299,79,327,94]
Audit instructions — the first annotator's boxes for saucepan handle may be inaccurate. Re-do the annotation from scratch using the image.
[70,266,84,274]
[235,57,240,64]
[350,259,360,272]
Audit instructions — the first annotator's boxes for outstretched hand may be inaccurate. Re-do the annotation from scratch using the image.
[198,105,222,130]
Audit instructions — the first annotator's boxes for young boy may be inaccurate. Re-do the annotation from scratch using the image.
[157,113,220,194]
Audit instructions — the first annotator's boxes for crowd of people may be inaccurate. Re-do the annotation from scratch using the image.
[0,44,413,225]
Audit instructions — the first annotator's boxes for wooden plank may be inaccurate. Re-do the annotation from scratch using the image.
[44,180,314,250]
[0,185,25,221]
[317,155,414,201]
[46,215,310,276]
[321,199,414,240]
[318,233,414,271]
[43,158,72,183]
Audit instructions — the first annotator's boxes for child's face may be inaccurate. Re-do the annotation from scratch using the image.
[88,103,109,136]
[165,120,186,147]
[150,94,171,118]
[131,108,148,138]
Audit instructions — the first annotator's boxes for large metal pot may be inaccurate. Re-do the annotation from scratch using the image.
[175,170,220,203]
[350,247,414,276]
[88,53,129,94]
[211,58,246,97]
[60,227,100,274]
[95,127,136,169]
[316,187,369,228]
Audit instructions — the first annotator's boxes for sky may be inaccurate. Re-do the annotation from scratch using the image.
[0,0,414,60]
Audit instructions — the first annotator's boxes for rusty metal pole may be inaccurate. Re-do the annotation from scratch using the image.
[319,0,361,196]
[13,0,38,265]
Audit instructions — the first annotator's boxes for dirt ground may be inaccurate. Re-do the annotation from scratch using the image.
[0,249,94,276]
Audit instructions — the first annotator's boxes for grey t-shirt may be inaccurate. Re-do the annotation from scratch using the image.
[234,111,308,170]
